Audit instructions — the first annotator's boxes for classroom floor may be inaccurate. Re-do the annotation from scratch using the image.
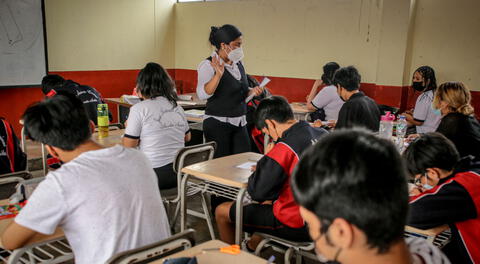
[22,140,319,264]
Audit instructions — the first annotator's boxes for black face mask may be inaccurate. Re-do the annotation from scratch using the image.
[412,81,425,92]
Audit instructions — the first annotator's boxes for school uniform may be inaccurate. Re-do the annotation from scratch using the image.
[229,121,327,241]
[15,145,171,264]
[413,90,441,133]
[311,85,344,121]
[0,118,26,174]
[436,112,480,160]
[408,157,480,264]
[125,97,190,189]
[335,92,381,132]
[197,53,251,158]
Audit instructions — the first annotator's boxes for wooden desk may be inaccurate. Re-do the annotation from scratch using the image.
[92,129,125,147]
[290,102,314,121]
[180,152,263,244]
[405,225,451,248]
[153,240,268,264]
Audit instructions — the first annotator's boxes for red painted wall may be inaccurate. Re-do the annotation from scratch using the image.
[2,68,479,134]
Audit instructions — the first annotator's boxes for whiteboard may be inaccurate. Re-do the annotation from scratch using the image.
[0,0,47,87]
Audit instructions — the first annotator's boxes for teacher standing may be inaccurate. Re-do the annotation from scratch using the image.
[197,24,263,158]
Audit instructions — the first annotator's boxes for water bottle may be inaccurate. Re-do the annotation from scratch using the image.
[379,111,395,139]
[395,115,408,152]
[97,104,109,138]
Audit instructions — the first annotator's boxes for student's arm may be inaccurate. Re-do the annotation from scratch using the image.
[306,80,323,110]
[247,156,287,202]
[123,105,141,147]
[1,222,38,250]
[185,131,192,142]
[4,177,66,249]
[408,181,477,229]
[410,95,428,127]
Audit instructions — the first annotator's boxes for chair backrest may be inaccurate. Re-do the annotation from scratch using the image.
[16,176,45,200]
[105,229,196,264]
[0,176,25,200]
[172,142,216,188]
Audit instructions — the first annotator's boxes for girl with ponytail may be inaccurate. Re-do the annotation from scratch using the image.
[432,81,480,159]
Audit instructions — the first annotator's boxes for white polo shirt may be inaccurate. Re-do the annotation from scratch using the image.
[15,145,171,264]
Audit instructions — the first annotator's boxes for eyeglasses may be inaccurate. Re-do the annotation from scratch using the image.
[414,172,430,187]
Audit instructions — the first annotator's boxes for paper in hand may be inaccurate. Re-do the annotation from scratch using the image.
[245,77,271,103]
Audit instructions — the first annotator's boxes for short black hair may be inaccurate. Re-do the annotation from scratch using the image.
[209,24,242,50]
[321,62,340,85]
[23,92,92,151]
[402,132,460,177]
[292,129,408,253]
[136,62,178,105]
[41,74,66,95]
[254,96,294,130]
[333,66,361,91]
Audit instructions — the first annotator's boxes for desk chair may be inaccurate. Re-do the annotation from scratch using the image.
[162,142,216,237]
[4,236,74,264]
[404,226,451,248]
[253,233,316,264]
[106,229,196,264]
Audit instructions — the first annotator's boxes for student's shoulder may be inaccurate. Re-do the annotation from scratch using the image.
[198,59,214,71]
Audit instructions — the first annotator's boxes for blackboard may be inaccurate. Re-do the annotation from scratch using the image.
[0,0,48,87]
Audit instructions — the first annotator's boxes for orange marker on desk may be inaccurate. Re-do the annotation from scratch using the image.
[202,244,241,255]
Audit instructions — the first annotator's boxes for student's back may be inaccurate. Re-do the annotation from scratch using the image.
[16,145,170,263]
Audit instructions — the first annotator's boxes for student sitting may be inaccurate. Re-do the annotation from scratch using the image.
[432,82,480,159]
[404,133,480,264]
[215,96,327,248]
[1,93,171,264]
[41,74,111,125]
[292,129,450,264]
[123,62,191,190]
[0,117,26,175]
[306,62,344,122]
[404,66,441,133]
[333,66,381,131]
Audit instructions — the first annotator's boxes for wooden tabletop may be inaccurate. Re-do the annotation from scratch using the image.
[0,200,64,248]
[181,152,263,188]
[405,225,450,237]
[105,93,206,109]
[290,102,314,114]
[152,240,268,264]
[92,129,124,147]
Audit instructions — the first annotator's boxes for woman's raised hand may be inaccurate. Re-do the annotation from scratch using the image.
[211,55,225,76]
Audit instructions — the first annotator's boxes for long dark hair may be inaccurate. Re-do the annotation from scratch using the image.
[321,62,340,85]
[136,62,178,106]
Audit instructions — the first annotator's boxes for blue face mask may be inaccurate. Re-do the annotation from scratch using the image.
[431,104,442,116]
[422,183,435,190]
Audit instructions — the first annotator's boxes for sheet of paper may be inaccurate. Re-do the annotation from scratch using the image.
[236,161,257,170]
[178,101,197,106]
[178,94,193,101]
[184,109,205,117]
[245,77,271,103]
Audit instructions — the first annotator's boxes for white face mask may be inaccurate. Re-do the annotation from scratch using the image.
[228,47,244,63]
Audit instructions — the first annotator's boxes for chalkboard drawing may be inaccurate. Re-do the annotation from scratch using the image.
[0,0,23,46]
[0,0,42,54]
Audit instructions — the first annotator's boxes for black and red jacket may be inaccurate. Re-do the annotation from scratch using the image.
[247,121,327,228]
[0,118,26,174]
[408,157,480,264]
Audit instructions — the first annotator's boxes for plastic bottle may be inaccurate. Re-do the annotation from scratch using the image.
[396,115,408,139]
[379,111,395,139]
[97,104,109,138]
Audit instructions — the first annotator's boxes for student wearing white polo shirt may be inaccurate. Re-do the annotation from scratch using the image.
[306,62,344,122]
[404,66,441,133]
[1,93,171,264]
[123,62,191,190]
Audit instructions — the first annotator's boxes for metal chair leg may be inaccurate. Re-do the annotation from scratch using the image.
[201,192,216,240]
[285,247,294,264]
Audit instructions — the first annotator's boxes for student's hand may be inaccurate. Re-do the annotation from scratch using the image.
[249,86,264,97]
[312,120,323,127]
[409,187,423,196]
[211,56,225,76]
[265,142,275,154]
[406,133,420,143]
[250,165,257,172]
[261,200,273,205]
